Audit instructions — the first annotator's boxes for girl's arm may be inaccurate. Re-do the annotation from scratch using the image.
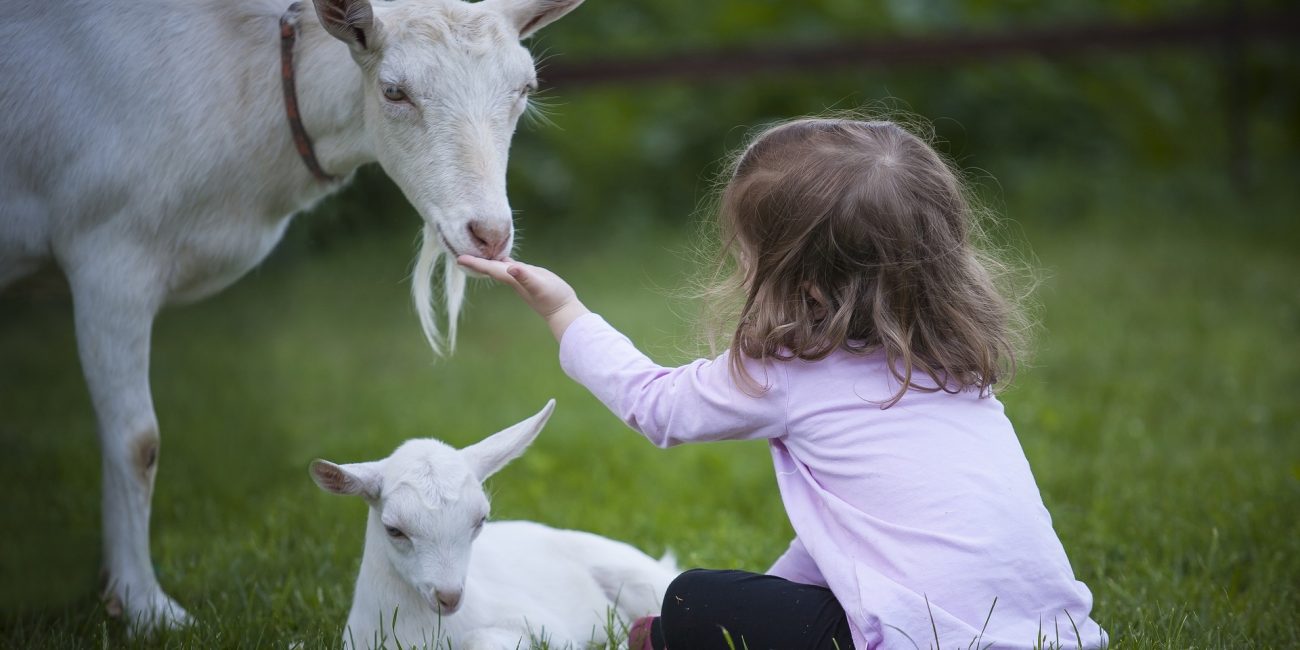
[559,312,787,446]
[457,256,788,446]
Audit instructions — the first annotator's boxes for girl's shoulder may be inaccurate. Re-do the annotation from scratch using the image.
[777,344,890,373]
[780,345,989,403]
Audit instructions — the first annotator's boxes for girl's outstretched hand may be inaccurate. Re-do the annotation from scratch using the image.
[457,255,590,342]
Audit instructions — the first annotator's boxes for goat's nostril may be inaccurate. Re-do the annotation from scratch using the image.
[466,220,509,259]
[435,590,462,611]
[466,223,488,248]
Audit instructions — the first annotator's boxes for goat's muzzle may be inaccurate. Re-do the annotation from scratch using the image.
[433,589,463,614]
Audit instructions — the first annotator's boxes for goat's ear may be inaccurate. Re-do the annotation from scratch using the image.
[312,0,383,53]
[463,399,555,480]
[490,0,584,40]
[310,459,383,499]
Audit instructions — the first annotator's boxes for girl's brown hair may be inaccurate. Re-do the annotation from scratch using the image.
[704,118,1027,406]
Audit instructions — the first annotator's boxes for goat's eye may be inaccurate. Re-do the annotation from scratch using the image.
[382,84,408,102]
[384,525,407,539]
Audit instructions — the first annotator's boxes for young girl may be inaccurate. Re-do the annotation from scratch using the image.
[459,118,1106,650]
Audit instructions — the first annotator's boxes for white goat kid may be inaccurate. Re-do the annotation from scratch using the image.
[310,401,678,650]
[0,0,584,631]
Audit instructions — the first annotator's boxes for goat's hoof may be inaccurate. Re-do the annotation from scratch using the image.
[105,586,193,634]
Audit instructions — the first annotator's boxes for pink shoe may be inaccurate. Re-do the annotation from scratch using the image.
[628,615,660,650]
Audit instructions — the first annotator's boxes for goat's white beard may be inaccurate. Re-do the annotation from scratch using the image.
[412,223,466,356]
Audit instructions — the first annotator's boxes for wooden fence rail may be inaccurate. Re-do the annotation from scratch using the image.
[541,8,1299,88]
[540,7,1298,188]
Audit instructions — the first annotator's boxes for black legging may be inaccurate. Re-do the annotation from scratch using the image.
[650,569,856,650]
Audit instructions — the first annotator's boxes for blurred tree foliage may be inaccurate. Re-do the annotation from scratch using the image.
[296,0,1298,246]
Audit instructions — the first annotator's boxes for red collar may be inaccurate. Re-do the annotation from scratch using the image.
[280,2,338,184]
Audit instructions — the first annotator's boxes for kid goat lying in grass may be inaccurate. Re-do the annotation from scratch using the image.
[310,400,677,650]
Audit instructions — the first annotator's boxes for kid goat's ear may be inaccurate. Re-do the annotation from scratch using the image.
[463,399,555,481]
[310,459,383,500]
[312,0,383,53]
[491,0,585,39]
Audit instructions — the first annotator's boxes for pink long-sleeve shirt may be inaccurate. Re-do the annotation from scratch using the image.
[559,313,1106,649]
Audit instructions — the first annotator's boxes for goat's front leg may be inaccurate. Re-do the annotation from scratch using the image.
[70,265,190,631]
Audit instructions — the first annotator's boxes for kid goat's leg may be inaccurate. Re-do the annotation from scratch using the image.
[70,266,190,631]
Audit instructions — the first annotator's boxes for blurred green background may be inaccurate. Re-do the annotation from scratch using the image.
[1,0,1297,647]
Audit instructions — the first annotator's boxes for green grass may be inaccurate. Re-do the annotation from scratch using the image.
[0,171,1296,648]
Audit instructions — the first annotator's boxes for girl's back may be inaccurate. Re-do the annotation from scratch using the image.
[777,348,1102,647]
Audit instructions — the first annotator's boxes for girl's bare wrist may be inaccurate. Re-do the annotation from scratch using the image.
[545,300,590,342]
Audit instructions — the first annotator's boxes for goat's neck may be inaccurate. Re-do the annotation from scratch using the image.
[288,18,374,180]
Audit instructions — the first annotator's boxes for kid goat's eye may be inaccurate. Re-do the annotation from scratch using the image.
[382,84,408,102]
[384,525,407,539]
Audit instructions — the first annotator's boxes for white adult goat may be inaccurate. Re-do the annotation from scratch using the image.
[0,0,584,630]
[310,401,678,650]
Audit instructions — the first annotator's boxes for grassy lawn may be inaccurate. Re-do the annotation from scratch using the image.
[0,170,1296,648]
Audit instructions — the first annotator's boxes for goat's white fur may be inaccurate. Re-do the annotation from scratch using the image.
[0,0,584,630]
[311,401,678,650]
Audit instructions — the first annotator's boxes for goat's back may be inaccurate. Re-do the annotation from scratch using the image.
[0,0,300,262]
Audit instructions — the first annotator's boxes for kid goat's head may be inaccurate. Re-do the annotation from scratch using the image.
[310,0,584,354]
[309,400,555,615]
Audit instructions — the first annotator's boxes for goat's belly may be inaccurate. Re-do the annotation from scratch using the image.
[164,215,294,304]
[0,188,53,290]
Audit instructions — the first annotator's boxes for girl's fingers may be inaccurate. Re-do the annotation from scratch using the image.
[457,255,512,281]
[458,255,539,301]
[505,264,544,299]
[455,254,486,273]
